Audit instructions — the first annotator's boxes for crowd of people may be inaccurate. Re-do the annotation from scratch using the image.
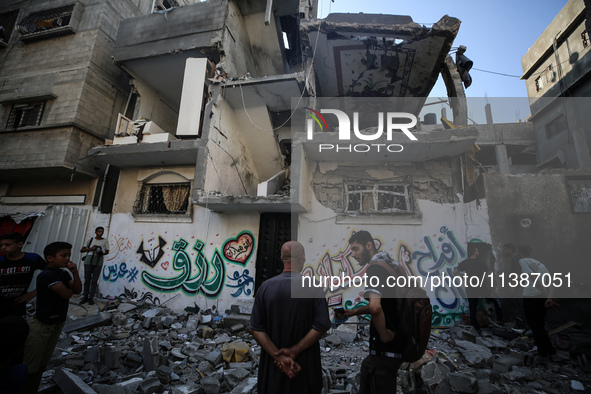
[0,228,560,393]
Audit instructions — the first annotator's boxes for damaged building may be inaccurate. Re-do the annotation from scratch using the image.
[2,0,591,393]
[69,0,498,321]
[1,0,589,356]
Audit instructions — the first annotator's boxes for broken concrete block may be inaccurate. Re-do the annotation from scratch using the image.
[186,317,199,331]
[336,324,357,343]
[461,329,477,343]
[325,334,342,346]
[448,372,477,393]
[230,377,257,394]
[143,338,159,372]
[53,368,97,394]
[123,353,142,369]
[201,376,221,394]
[172,348,188,359]
[492,356,522,373]
[118,377,144,391]
[399,370,418,392]
[230,324,244,333]
[156,364,173,384]
[214,333,232,345]
[205,349,223,366]
[86,347,100,363]
[63,312,112,333]
[197,360,212,373]
[222,315,250,328]
[224,367,250,390]
[502,366,533,382]
[104,351,121,369]
[454,340,492,367]
[420,360,451,394]
[139,377,163,394]
[142,309,162,318]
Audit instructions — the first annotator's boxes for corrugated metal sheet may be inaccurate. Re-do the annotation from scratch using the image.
[23,205,90,264]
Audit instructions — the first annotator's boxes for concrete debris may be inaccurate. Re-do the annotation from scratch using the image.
[53,367,97,394]
[40,298,591,394]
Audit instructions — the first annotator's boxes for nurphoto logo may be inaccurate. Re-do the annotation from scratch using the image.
[305,107,418,153]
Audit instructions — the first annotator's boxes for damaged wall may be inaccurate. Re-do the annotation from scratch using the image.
[311,160,454,214]
[298,158,491,326]
[203,98,261,196]
[131,79,179,136]
[485,170,591,293]
[298,189,491,326]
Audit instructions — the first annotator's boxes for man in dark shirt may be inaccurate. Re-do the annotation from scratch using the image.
[250,241,331,394]
[23,241,81,394]
[0,232,46,318]
[454,243,503,330]
[337,230,404,394]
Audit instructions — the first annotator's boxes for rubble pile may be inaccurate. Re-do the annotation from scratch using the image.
[41,299,590,394]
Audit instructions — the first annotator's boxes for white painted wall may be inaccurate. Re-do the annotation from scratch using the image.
[298,196,491,326]
[98,207,260,314]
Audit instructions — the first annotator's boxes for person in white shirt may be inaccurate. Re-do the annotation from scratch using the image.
[79,227,109,305]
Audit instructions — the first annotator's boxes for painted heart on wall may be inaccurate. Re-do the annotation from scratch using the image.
[222,232,255,266]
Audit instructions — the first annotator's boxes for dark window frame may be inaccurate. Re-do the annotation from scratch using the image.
[133,182,191,215]
[6,101,46,129]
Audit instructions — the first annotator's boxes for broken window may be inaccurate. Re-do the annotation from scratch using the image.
[133,183,191,215]
[0,9,20,46]
[345,182,411,214]
[582,30,589,49]
[16,4,76,40]
[566,177,591,213]
[6,101,45,128]
[153,0,187,12]
[535,65,554,92]
[545,114,567,139]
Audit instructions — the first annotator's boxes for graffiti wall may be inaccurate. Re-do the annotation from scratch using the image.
[299,199,491,326]
[99,211,259,313]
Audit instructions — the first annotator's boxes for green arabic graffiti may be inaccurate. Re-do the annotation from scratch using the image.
[141,239,225,298]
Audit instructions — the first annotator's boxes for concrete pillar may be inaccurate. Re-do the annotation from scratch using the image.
[176,58,209,137]
[495,144,511,174]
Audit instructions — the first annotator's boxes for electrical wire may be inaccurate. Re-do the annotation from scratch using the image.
[472,68,521,78]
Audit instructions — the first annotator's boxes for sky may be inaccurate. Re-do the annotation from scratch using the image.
[316,0,570,123]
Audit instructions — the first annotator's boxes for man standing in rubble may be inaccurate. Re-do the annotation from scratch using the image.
[250,241,331,393]
[336,230,404,393]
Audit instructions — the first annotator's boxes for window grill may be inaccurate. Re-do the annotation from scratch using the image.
[133,183,191,214]
[566,177,591,213]
[6,101,45,128]
[545,114,567,140]
[345,183,411,213]
[16,4,74,35]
